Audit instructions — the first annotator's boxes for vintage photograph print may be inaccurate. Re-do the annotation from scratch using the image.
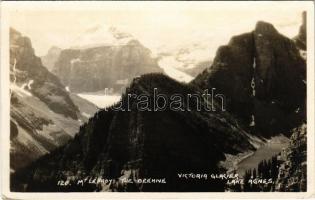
[0,1,314,198]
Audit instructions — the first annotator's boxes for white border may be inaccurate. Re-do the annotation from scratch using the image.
[1,1,314,199]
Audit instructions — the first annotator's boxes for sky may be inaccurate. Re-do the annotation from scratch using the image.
[7,1,308,58]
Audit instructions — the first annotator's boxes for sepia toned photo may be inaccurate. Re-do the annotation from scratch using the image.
[0,1,314,199]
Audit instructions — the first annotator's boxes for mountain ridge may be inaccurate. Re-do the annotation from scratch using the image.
[10,28,98,171]
[11,19,307,192]
[12,73,258,192]
[193,21,306,137]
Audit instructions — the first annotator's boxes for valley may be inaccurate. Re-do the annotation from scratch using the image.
[236,135,290,177]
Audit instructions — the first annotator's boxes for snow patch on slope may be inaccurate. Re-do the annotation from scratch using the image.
[158,56,194,83]
[21,80,34,90]
[11,84,33,97]
[10,58,33,97]
[81,112,91,118]
[65,86,70,92]
[70,25,134,49]
[77,93,121,108]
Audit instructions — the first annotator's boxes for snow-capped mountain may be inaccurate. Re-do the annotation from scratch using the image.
[154,38,213,82]
[70,25,134,49]
[51,25,163,95]
[41,24,209,85]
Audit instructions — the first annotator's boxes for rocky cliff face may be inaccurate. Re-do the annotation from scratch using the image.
[193,21,306,137]
[52,40,162,93]
[10,28,79,119]
[41,46,62,71]
[293,11,306,51]
[274,15,308,190]
[10,28,98,171]
[275,124,307,192]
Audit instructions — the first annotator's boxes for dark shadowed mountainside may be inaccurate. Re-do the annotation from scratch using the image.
[193,21,306,137]
[275,124,307,192]
[12,73,258,192]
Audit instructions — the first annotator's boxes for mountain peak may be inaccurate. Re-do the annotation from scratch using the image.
[47,46,62,54]
[193,21,306,136]
[70,24,134,49]
[10,29,79,119]
[294,11,306,51]
[41,46,62,71]
[254,21,278,35]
